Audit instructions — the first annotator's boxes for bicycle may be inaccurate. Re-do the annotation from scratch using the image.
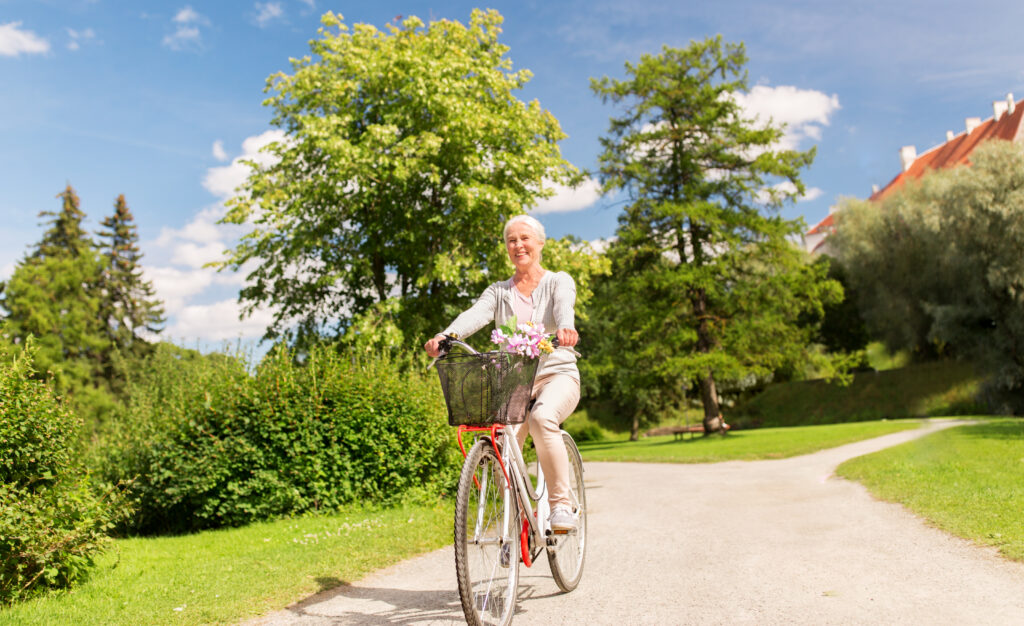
[432,335,587,626]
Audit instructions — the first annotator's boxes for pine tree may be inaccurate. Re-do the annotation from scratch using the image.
[0,185,109,396]
[590,39,841,435]
[35,185,92,258]
[96,194,165,366]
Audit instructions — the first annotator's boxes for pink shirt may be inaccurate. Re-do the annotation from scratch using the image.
[511,279,535,324]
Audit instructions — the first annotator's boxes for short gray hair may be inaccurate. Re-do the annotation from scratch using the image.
[503,214,546,242]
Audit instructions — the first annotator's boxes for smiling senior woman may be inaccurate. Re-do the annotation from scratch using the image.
[424,214,581,530]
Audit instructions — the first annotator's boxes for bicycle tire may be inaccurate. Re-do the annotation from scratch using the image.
[454,439,520,626]
[547,431,586,592]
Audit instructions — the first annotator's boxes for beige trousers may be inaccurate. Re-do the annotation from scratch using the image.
[511,373,581,509]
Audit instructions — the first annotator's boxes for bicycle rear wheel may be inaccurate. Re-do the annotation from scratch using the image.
[547,431,586,592]
[454,439,520,626]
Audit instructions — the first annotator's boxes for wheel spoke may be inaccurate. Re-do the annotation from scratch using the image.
[455,441,519,625]
[547,432,586,592]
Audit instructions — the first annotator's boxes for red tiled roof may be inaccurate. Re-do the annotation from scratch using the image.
[869,101,1024,202]
[806,212,834,235]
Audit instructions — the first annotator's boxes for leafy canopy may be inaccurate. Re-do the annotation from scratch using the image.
[586,37,842,432]
[834,140,1024,409]
[218,9,579,347]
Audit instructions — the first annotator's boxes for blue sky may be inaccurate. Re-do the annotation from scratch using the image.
[3,0,1024,346]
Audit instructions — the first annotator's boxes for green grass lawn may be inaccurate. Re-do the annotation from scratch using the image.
[0,502,452,626]
[577,419,923,463]
[837,419,1024,562]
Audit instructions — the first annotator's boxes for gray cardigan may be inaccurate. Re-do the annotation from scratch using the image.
[441,271,579,381]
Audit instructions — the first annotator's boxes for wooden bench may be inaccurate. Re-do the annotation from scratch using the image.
[645,423,731,440]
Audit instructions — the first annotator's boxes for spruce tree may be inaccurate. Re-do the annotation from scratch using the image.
[97,194,165,366]
[0,185,108,396]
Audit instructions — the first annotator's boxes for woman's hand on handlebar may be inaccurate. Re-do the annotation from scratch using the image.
[556,328,578,348]
[424,335,444,358]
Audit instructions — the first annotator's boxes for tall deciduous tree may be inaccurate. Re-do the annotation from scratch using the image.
[590,38,840,435]
[0,185,108,396]
[218,10,578,347]
[97,194,165,366]
[834,140,1024,410]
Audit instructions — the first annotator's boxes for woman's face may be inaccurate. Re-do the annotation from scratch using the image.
[505,222,543,271]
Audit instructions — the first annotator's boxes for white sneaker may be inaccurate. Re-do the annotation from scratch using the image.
[548,505,576,531]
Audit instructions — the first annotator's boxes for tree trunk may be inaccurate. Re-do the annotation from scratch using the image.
[629,411,640,441]
[698,372,724,435]
[692,286,726,435]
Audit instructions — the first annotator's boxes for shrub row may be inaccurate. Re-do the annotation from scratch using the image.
[102,344,461,534]
[0,347,128,605]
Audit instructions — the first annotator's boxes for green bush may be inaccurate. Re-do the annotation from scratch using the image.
[103,343,461,534]
[561,410,609,442]
[0,346,128,605]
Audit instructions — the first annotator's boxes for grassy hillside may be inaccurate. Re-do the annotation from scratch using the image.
[732,360,985,428]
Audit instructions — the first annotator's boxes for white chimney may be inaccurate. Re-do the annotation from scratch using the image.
[994,100,1009,120]
[1008,93,1016,115]
[946,130,955,141]
[899,145,917,172]
[871,184,880,194]
[966,117,982,134]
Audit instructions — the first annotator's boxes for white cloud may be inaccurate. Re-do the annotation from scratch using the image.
[732,85,841,151]
[163,6,208,51]
[163,25,199,50]
[529,178,602,215]
[172,241,228,269]
[212,139,228,161]
[299,0,316,9]
[164,298,277,341]
[142,130,293,343]
[145,265,214,314]
[799,187,824,202]
[0,22,50,57]
[156,206,225,247]
[66,27,96,51]
[585,237,614,255]
[173,6,204,24]
[203,129,286,198]
[756,181,824,206]
[254,2,284,27]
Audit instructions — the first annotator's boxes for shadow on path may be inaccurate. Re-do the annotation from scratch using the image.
[272,572,563,625]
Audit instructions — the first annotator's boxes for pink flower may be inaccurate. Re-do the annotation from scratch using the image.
[506,333,528,355]
[491,328,508,346]
[525,341,541,358]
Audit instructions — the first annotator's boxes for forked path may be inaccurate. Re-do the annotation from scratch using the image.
[250,420,1024,625]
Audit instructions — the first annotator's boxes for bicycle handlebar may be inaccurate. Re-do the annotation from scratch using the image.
[432,333,578,365]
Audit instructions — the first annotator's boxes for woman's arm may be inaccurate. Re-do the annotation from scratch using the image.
[551,272,579,347]
[424,282,501,357]
[441,282,500,339]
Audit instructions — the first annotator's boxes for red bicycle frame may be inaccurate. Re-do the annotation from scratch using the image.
[456,424,537,567]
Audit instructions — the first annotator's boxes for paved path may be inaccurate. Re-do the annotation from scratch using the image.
[250,420,1024,625]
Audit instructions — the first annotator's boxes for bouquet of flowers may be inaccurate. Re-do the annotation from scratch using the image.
[490,317,554,358]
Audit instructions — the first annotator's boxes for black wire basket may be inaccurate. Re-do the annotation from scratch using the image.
[435,351,539,426]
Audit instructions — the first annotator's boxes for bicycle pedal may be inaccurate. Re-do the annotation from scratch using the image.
[551,529,570,535]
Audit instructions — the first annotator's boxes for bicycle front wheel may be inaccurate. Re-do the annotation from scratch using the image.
[454,439,520,626]
[547,431,586,592]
